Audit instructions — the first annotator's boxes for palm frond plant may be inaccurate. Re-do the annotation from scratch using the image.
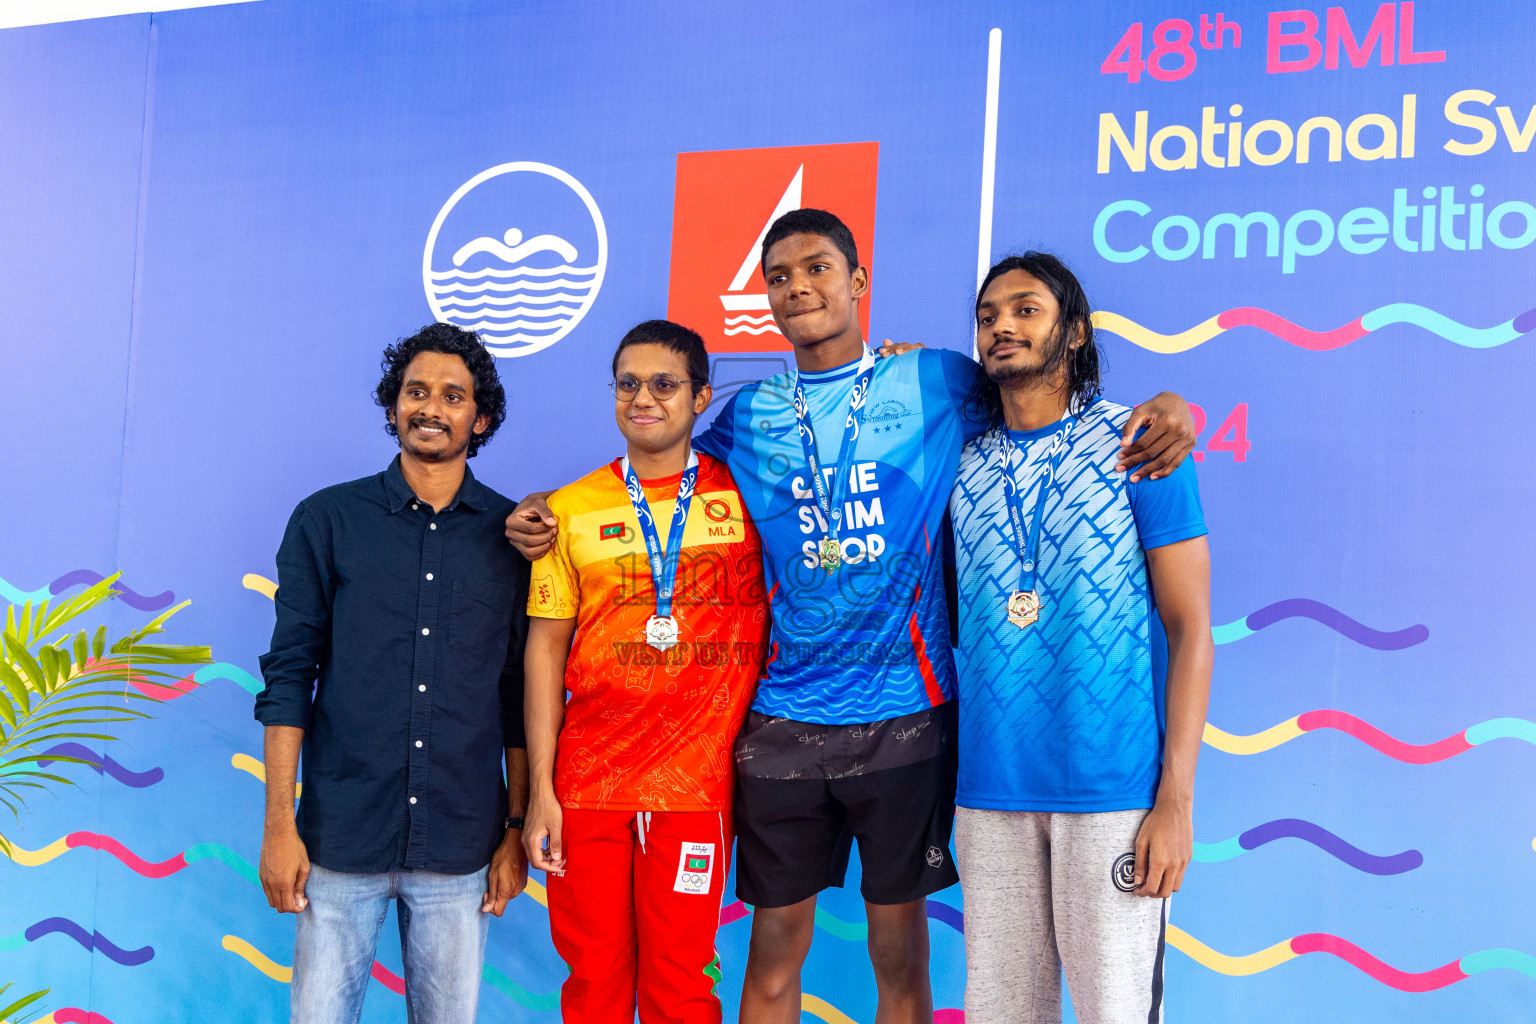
[0,573,213,855]
[0,981,48,1024]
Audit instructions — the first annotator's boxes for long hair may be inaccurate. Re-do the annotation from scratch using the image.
[965,252,1102,429]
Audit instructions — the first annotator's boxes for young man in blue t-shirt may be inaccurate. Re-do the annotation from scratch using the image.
[507,214,1197,1024]
[949,253,1213,1024]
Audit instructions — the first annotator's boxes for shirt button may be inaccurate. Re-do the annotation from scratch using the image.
[409,797,417,805]
[419,684,426,692]
[415,740,423,748]
[412,503,419,510]
[429,523,437,531]
[425,573,434,581]
[421,628,430,636]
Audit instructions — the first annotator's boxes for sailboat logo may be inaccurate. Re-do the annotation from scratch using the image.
[718,166,803,342]
[667,142,878,355]
[422,162,607,358]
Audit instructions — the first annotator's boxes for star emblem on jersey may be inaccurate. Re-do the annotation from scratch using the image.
[926,845,945,868]
[1112,852,1137,893]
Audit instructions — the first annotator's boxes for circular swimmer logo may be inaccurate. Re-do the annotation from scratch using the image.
[423,162,608,358]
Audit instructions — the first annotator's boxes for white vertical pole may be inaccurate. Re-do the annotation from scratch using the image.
[976,28,1002,293]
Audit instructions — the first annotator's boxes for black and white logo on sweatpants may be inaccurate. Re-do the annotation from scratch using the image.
[1112,853,1137,893]
[926,846,945,868]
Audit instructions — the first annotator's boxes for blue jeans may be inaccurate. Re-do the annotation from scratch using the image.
[292,864,490,1024]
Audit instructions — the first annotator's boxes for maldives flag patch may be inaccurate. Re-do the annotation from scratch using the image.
[673,842,716,895]
[600,522,625,540]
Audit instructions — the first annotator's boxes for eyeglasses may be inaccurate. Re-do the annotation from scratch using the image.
[610,374,705,401]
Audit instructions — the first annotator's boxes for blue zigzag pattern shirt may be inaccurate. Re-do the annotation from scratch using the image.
[948,399,1207,811]
[695,349,987,724]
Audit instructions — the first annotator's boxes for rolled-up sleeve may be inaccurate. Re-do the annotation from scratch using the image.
[255,501,333,729]
[498,556,531,749]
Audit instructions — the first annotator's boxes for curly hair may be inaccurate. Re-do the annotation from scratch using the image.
[374,323,506,458]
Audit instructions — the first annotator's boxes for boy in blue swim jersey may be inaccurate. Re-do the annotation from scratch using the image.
[506,213,1197,1024]
[949,253,1213,1024]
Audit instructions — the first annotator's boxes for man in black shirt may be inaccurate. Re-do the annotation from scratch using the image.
[256,323,530,1024]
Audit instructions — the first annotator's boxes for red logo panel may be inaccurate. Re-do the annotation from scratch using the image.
[667,142,879,353]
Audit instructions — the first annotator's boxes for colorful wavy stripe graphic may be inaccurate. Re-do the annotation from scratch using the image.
[1205,712,1536,761]
[1170,925,1536,991]
[242,573,277,599]
[927,901,966,934]
[195,662,263,695]
[1195,819,1421,875]
[231,753,302,796]
[805,997,965,1024]
[1094,303,1536,354]
[802,994,858,1024]
[2,831,258,885]
[48,570,175,611]
[483,964,562,1012]
[38,1010,118,1024]
[717,901,964,939]
[0,572,174,611]
[98,660,259,702]
[720,902,1536,996]
[221,935,292,982]
[128,672,198,700]
[1211,599,1427,650]
[224,935,560,1010]
[36,743,163,788]
[0,919,152,966]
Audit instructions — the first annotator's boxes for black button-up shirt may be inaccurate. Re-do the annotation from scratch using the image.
[255,457,529,874]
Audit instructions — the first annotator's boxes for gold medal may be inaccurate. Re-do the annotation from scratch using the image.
[818,537,843,572]
[1006,590,1041,629]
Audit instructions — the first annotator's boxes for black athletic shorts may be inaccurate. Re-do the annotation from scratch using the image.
[732,701,959,908]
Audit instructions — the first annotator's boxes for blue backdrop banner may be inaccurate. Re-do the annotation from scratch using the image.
[2,2,1533,1023]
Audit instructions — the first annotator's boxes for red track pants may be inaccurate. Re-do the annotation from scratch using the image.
[546,808,732,1024]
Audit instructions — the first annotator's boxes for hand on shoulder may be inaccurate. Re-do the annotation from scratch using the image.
[506,491,558,560]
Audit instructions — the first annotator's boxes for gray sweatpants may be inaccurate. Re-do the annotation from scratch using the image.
[954,807,1168,1024]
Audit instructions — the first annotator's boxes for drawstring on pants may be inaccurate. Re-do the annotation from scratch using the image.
[634,811,652,853]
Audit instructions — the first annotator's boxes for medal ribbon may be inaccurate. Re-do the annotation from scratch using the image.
[998,417,1075,595]
[620,449,699,619]
[791,348,878,547]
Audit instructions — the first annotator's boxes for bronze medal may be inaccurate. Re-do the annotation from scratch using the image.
[1006,589,1041,629]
